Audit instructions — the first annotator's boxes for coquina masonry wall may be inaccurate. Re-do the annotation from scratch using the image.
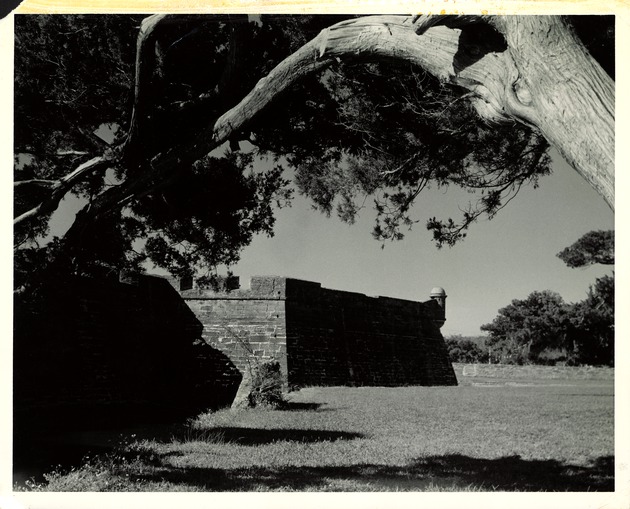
[181,276,289,381]
[180,276,457,388]
[15,273,456,434]
[14,274,243,432]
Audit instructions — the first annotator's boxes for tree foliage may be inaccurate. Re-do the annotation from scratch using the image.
[260,60,552,246]
[557,230,614,268]
[557,230,614,365]
[445,335,489,363]
[481,291,571,365]
[566,275,614,366]
[481,271,613,366]
[13,14,614,288]
[14,15,294,283]
[14,15,141,244]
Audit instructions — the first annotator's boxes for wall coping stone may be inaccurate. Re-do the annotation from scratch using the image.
[177,275,439,308]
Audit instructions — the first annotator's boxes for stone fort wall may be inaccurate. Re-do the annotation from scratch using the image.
[180,276,457,388]
[13,275,242,431]
[180,276,290,384]
[14,273,456,431]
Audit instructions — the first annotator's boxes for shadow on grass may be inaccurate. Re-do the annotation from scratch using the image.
[168,427,364,445]
[135,453,614,492]
[280,402,324,411]
[13,423,363,484]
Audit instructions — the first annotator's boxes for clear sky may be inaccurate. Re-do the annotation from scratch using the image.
[227,148,614,337]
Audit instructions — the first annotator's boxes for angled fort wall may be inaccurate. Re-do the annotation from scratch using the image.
[180,276,457,388]
[14,273,456,433]
[13,274,242,432]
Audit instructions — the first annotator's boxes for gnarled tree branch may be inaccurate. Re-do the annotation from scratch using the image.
[205,14,613,208]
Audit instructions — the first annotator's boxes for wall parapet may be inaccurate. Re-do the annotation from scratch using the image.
[452,362,614,381]
[177,275,446,319]
[178,275,290,300]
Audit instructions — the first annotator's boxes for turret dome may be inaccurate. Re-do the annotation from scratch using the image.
[430,287,446,297]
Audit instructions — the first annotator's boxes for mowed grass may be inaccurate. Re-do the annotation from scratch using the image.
[19,379,614,492]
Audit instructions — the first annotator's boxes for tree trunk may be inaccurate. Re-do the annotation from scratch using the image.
[490,16,614,208]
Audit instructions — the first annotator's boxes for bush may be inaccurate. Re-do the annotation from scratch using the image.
[247,360,286,409]
[445,335,489,363]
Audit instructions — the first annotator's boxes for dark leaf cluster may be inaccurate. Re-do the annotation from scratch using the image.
[130,152,292,278]
[557,230,614,268]
[13,15,297,282]
[481,290,571,365]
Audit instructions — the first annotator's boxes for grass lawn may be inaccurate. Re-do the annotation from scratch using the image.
[16,378,614,492]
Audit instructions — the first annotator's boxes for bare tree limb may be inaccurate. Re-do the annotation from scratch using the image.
[56,150,91,157]
[123,13,168,153]
[14,179,57,189]
[14,155,115,226]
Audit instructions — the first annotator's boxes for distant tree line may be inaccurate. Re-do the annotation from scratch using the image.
[444,335,490,364]
[447,230,614,367]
